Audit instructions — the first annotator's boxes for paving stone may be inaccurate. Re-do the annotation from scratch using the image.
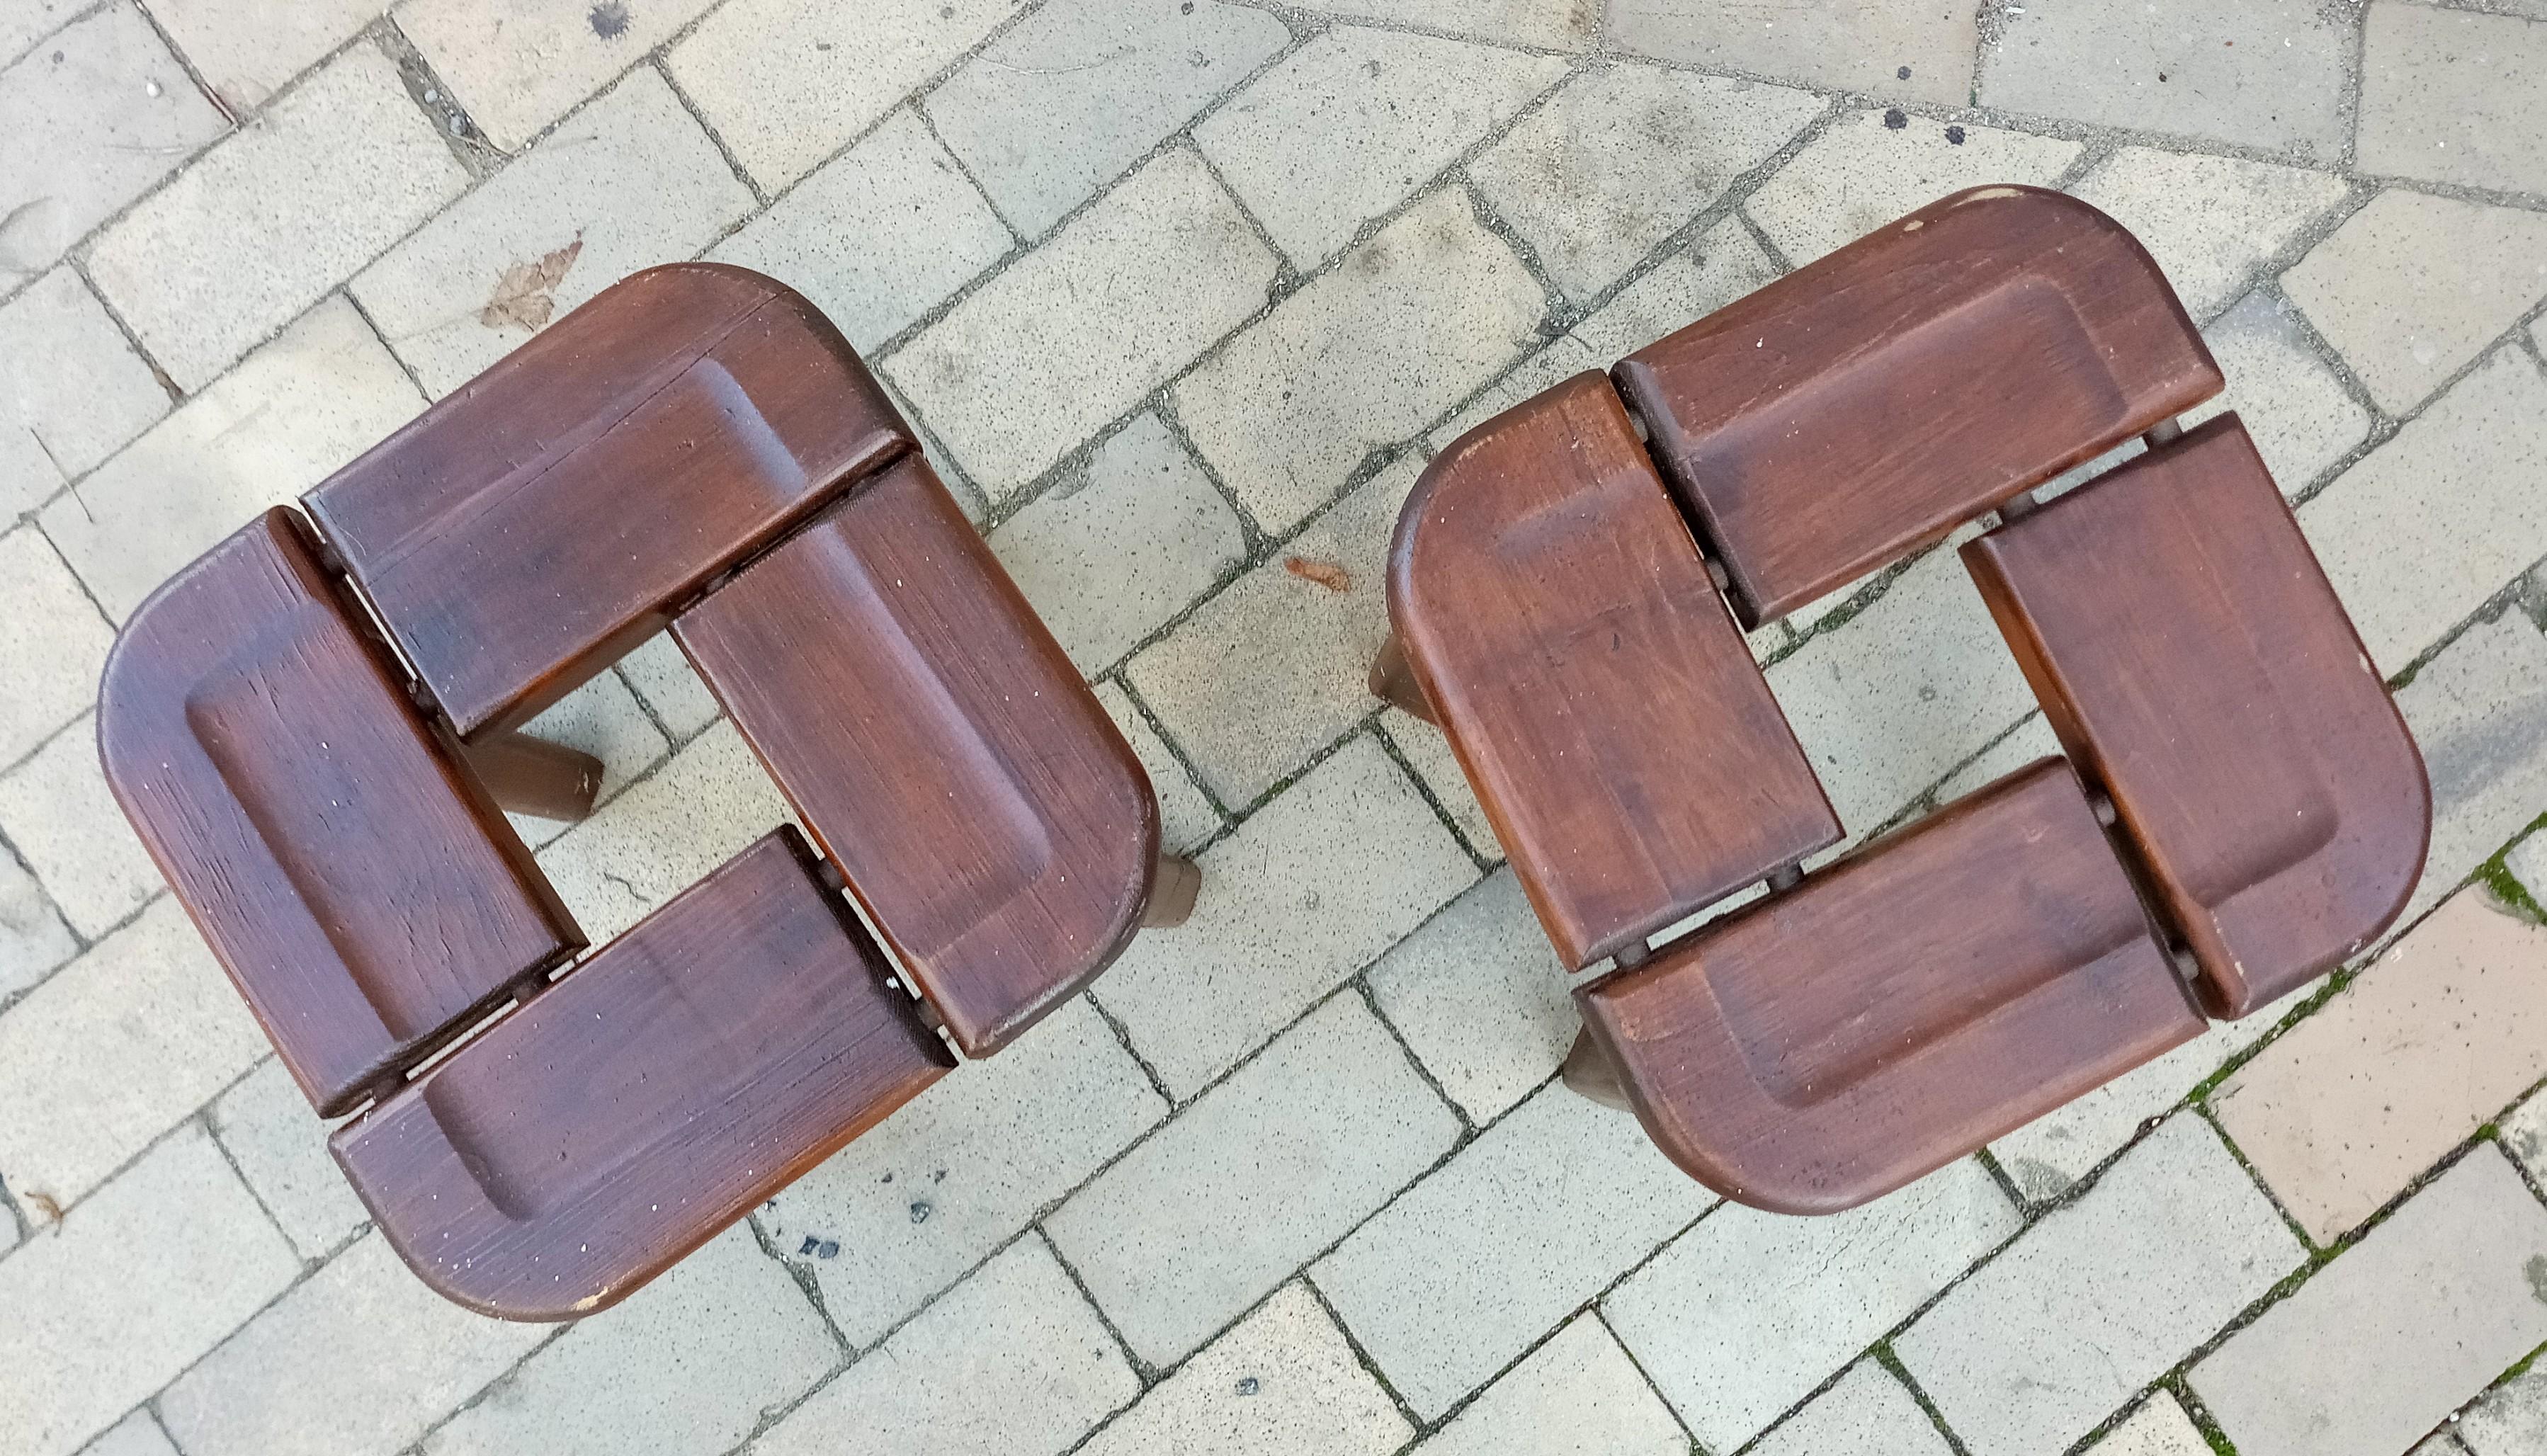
[1089,734,1478,1096]
[1078,1282,1411,1456]
[2300,348,2547,673]
[1364,869,1571,1124]
[39,295,424,622]
[0,897,265,1211]
[2191,1148,2547,1456]
[0,267,166,516]
[0,1126,299,1456]
[0,4,225,288]
[533,719,795,940]
[1409,1315,1684,1456]
[757,1236,1135,1456]
[2358,1,2547,200]
[84,43,467,390]
[148,0,374,113]
[668,0,1021,192]
[2068,148,2351,321]
[1895,1116,2306,1456]
[159,1232,549,1456]
[1931,711,2059,807]
[0,844,77,1001]
[0,526,113,770]
[1380,709,1501,859]
[1746,110,2081,267]
[927,0,1290,239]
[1048,994,1460,1364]
[500,668,672,851]
[1312,1081,1719,1419]
[1285,0,1595,50]
[1981,0,2352,157]
[991,412,1247,674]
[0,0,79,69]
[394,0,718,154]
[2184,286,2373,494]
[2461,1361,2547,1456]
[2094,1393,2213,1456]
[760,996,1165,1348]
[0,712,163,937]
[1605,1157,2017,1451]
[2512,829,2547,906]
[1094,683,1223,853]
[1194,26,1565,271]
[1469,63,1820,302]
[1430,215,1780,450]
[1991,1022,2237,1205]
[1175,187,1543,535]
[885,149,1277,498]
[2282,190,2547,415]
[1751,1360,1952,1456]
[2212,890,2547,1242]
[419,1227,836,1456]
[710,106,1013,355]
[208,1057,368,1260]
[1607,0,1975,106]
[611,632,720,742]
[1124,457,1411,804]
[1765,542,2038,836]
[2392,615,2547,926]
[351,67,754,396]
[81,1409,179,1456]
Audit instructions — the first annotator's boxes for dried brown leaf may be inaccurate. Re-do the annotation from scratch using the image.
[480,237,584,331]
[1283,555,1351,592]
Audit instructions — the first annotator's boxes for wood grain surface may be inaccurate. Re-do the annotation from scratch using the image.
[1613,186,2223,627]
[1389,372,1839,969]
[1963,414,2431,1018]
[1579,757,2204,1213]
[334,828,953,1321]
[96,508,582,1117]
[674,456,1160,1057]
[304,263,914,737]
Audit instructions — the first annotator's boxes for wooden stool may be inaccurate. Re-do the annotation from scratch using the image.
[1381,187,2429,1214]
[98,264,1196,1317]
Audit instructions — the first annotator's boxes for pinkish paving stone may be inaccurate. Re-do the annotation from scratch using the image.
[2211,890,2547,1244]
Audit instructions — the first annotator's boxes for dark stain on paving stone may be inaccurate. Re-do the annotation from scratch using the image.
[589,1,630,39]
[1235,1377,1260,1396]
[1898,65,1912,80]
[1946,125,1966,145]
[2527,1253,2547,1304]
[1884,108,1908,130]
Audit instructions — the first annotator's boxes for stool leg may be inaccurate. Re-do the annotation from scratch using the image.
[465,730,604,822]
[1143,854,1202,928]
[1368,634,1435,724]
[1560,1027,1633,1111]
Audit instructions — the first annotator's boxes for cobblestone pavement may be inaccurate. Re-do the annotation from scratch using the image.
[5,1,2547,1453]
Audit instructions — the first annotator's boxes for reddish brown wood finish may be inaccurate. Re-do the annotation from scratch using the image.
[674,456,1160,1057]
[1579,758,2204,1213]
[1963,415,2430,1018]
[1389,372,1840,969]
[1613,186,2223,627]
[96,508,582,1117]
[335,828,951,1320]
[304,263,915,738]
[463,730,603,822]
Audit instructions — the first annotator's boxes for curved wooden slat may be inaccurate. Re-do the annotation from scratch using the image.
[1579,758,2203,1214]
[672,457,1160,1057]
[1389,372,1839,969]
[97,508,582,1116]
[1613,186,2223,627]
[334,829,953,1321]
[1962,414,2431,1017]
[303,263,916,737]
